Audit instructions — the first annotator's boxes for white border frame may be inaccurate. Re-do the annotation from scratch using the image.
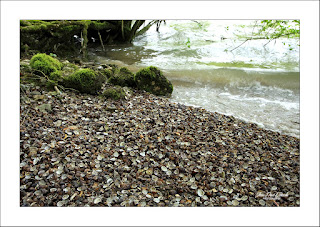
[1,1,319,226]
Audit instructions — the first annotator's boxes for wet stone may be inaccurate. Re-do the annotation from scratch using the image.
[19,83,300,207]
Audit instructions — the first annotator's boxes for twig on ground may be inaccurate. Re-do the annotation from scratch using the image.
[272,200,280,207]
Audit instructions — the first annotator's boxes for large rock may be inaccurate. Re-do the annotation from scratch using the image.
[30,53,62,80]
[108,67,136,88]
[62,68,106,94]
[134,66,173,96]
[102,86,126,100]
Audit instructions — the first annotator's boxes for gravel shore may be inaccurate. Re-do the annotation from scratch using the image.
[20,84,300,207]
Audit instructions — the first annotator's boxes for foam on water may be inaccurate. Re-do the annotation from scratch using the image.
[91,20,300,138]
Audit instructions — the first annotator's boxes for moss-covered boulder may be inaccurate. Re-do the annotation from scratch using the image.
[134,66,173,96]
[102,86,125,100]
[108,67,136,88]
[61,61,79,77]
[30,53,63,80]
[63,68,106,94]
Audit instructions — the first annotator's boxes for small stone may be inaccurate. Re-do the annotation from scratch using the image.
[57,201,64,207]
[153,198,160,203]
[70,193,77,201]
[190,184,197,189]
[241,196,248,201]
[161,166,167,172]
[232,200,239,206]
[33,95,45,100]
[197,189,204,197]
[37,104,52,113]
[106,106,117,112]
[259,199,266,206]
[30,91,41,96]
[94,198,102,204]
[96,154,102,160]
[146,168,153,175]
[62,195,69,200]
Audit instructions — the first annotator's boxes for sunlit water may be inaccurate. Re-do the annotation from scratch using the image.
[89,20,300,138]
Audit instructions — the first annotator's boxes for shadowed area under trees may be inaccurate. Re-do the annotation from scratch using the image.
[20,20,164,59]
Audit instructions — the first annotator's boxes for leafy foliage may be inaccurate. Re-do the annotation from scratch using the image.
[228,20,300,52]
[258,20,300,39]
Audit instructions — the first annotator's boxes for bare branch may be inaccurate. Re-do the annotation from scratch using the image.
[230,39,251,52]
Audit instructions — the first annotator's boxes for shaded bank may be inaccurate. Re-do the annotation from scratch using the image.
[20,20,163,59]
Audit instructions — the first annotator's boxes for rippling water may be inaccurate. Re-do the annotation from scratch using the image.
[89,20,300,138]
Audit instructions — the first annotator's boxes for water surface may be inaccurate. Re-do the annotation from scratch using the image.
[89,20,300,138]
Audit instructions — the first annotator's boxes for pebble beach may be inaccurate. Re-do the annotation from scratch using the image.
[20,84,300,207]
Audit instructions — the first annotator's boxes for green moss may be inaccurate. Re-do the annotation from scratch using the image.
[61,62,79,77]
[106,64,119,74]
[30,53,62,76]
[90,21,113,30]
[49,70,62,81]
[134,66,173,96]
[46,79,58,89]
[63,68,106,94]
[108,67,136,87]
[197,61,271,69]
[102,86,126,100]
[104,69,113,78]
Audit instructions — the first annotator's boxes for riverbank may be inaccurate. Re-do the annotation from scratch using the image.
[20,83,300,207]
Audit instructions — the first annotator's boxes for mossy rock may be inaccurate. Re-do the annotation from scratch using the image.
[134,66,173,96]
[63,68,106,94]
[49,71,62,81]
[46,80,58,89]
[108,67,136,88]
[104,69,113,79]
[30,53,63,80]
[61,62,79,77]
[102,86,125,100]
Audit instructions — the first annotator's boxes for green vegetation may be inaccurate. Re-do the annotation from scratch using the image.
[63,68,106,94]
[186,38,191,48]
[30,53,63,80]
[20,20,165,58]
[135,66,173,96]
[258,20,300,39]
[104,69,113,79]
[229,20,300,52]
[23,53,174,98]
[61,62,79,77]
[108,67,136,88]
[197,61,270,69]
[102,86,126,100]
[170,20,210,32]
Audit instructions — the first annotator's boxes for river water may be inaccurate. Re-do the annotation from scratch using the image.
[89,20,300,138]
